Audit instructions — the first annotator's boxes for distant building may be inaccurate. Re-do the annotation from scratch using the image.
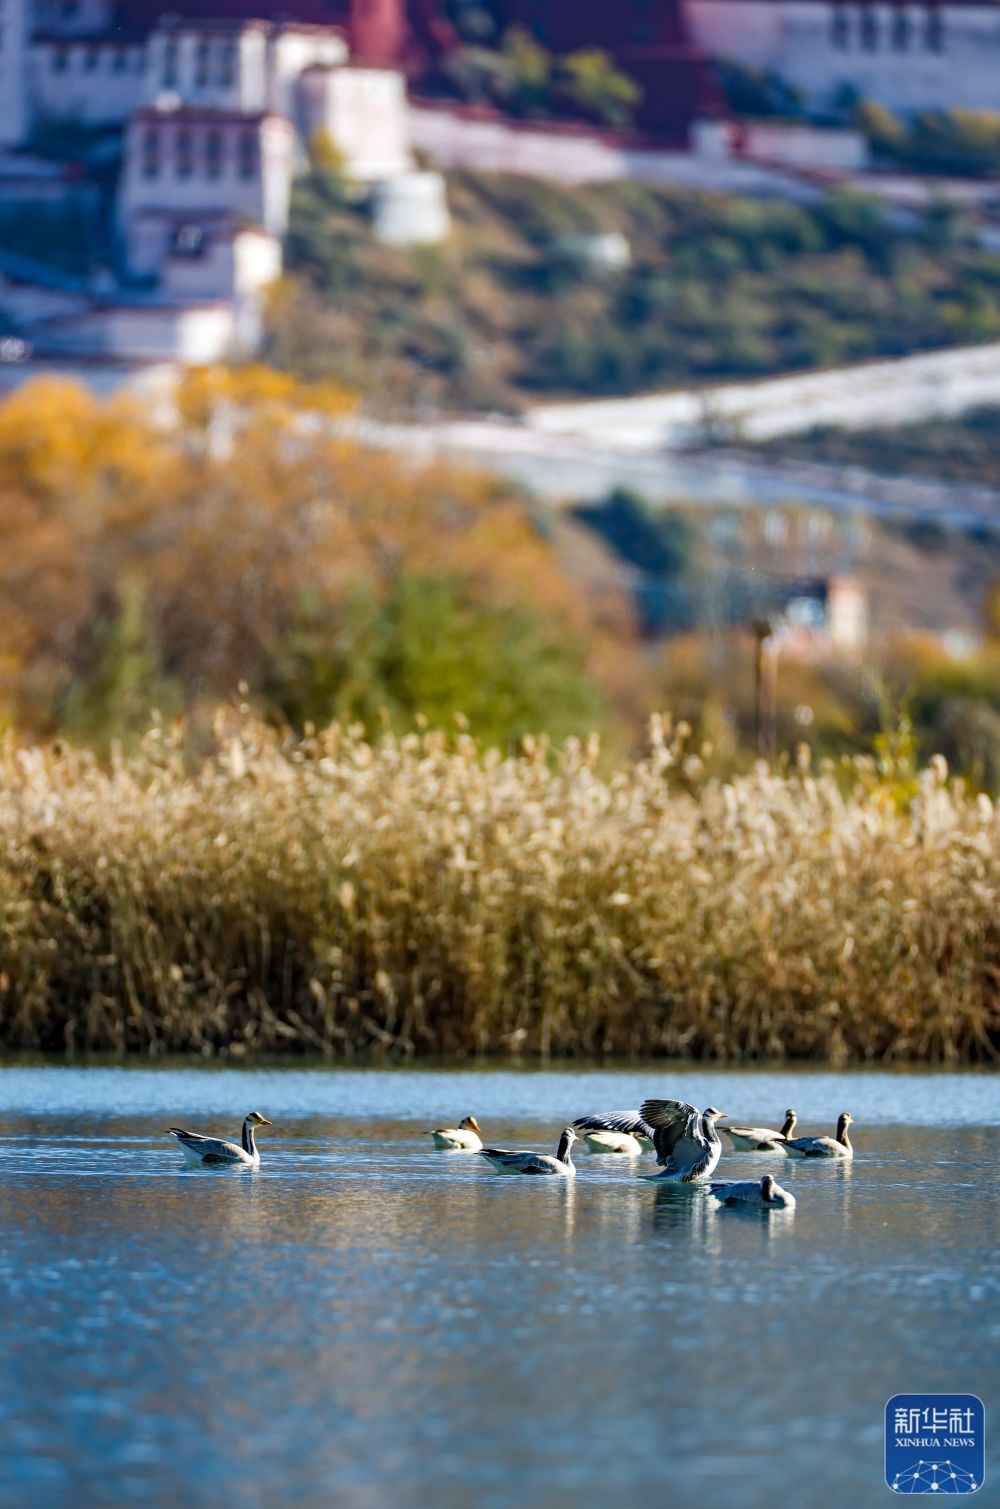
[686,0,1000,115]
[0,0,447,366]
[776,576,869,655]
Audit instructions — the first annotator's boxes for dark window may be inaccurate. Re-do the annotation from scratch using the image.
[195,40,209,86]
[831,5,849,48]
[112,46,127,72]
[206,128,223,177]
[859,5,878,49]
[176,128,193,177]
[891,8,910,49]
[926,7,944,50]
[172,224,207,257]
[142,127,160,177]
[238,130,257,178]
[52,46,69,72]
[84,46,98,72]
[220,41,236,85]
[163,39,177,87]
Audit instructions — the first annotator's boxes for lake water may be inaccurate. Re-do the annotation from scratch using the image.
[0,1062,997,1508]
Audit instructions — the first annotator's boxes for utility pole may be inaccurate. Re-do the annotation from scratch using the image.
[752,618,777,760]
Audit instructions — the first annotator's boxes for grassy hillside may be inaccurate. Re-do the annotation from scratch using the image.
[267,167,1000,413]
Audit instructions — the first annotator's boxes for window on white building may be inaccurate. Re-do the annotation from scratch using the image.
[163,39,178,87]
[891,8,910,49]
[52,46,69,72]
[238,130,257,178]
[859,5,878,49]
[195,40,209,86]
[206,129,223,177]
[176,128,193,177]
[84,46,98,71]
[220,41,236,86]
[142,127,160,178]
[831,5,849,48]
[925,6,944,50]
[113,46,127,72]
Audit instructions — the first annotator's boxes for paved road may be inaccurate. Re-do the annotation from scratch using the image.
[358,416,1000,527]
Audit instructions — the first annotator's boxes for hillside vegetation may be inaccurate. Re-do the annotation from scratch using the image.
[744,405,1000,489]
[268,167,1000,412]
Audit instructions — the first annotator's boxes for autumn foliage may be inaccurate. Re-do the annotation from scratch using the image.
[0,370,619,744]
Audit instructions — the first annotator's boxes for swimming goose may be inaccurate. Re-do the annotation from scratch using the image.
[573,1111,655,1154]
[167,1111,272,1167]
[639,1099,727,1183]
[430,1116,482,1151]
[579,1128,648,1155]
[783,1112,854,1159]
[725,1109,797,1151]
[709,1174,797,1209]
[479,1127,577,1177]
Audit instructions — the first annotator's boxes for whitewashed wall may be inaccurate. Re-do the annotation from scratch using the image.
[687,0,1000,114]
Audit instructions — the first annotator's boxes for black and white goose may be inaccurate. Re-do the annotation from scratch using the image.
[783,1112,854,1160]
[572,1111,655,1156]
[478,1127,577,1177]
[639,1098,727,1183]
[166,1111,272,1167]
[725,1109,797,1151]
[709,1173,797,1209]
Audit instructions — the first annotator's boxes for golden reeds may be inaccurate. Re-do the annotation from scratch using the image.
[0,716,997,1061]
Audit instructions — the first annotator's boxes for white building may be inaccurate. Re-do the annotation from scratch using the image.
[0,3,433,367]
[686,0,1000,116]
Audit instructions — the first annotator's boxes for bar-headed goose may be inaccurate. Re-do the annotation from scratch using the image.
[709,1174,796,1209]
[783,1112,854,1159]
[639,1099,727,1182]
[430,1116,482,1151]
[725,1109,797,1151]
[479,1127,577,1177]
[573,1111,654,1155]
[167,1111,272,1167]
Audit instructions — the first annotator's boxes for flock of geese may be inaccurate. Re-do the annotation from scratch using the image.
[167,1098,855,1209]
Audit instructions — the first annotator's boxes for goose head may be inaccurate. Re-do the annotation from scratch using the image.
[459,1116,481,1133]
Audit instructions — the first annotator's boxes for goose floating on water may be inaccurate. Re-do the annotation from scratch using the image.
[573,1111,654,1155]
[639,1099,727,1183]
[479,1127,577,1177]
[167,1111,272,1168]
[430,1116,482,1151]
[725,1109,797,1152]
[709,1174,797,1209]
[783,1112,854,1160]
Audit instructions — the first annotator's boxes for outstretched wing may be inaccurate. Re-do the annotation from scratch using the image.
[639,1099,709,1174]
[573,1110,653,1139]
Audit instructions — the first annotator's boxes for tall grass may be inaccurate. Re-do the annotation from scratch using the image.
[1,716,997,1061]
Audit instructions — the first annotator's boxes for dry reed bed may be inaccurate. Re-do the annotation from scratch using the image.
[1,719,998,1060]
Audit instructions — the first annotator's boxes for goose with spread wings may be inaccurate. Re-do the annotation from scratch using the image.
[638,1099,727,1182]
[572,1110,655,1156]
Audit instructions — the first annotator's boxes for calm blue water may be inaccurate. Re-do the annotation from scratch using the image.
[0,1063,997,1509]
